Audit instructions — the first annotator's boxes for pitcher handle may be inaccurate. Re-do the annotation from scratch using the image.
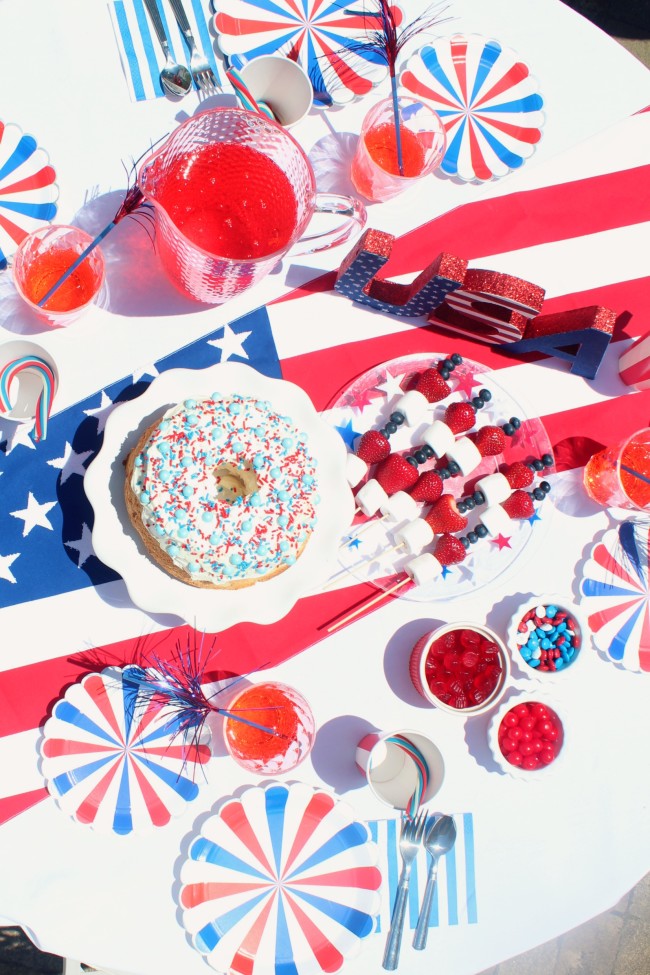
[291,193,367,256]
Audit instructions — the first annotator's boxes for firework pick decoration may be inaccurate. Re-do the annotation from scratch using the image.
[35,141,165,310]
[124,634,287,755]
[350,0,450,175]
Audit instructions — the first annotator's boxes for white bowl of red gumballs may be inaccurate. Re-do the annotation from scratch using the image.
[488,695,565,777]
[409,622,511,716]
[506,594,587,682]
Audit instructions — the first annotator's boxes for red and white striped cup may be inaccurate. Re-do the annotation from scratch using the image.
[619,331,650,391]
[355,729,445,810]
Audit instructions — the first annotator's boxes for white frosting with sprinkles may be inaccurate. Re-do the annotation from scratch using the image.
[131,394,320,586]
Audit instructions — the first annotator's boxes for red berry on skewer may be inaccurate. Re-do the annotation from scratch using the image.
[374,453,420,494]
[503,461,535,489]
[502,490,535,519]
[414,368,451,403]
[424,495,469,534]
[356,430,391,464]
[409,470,444,503]
[434,533,467,566]
[470,425,508,456]
[445,401,476,434]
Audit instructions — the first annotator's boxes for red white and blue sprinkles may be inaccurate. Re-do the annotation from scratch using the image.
[130,394,320,586]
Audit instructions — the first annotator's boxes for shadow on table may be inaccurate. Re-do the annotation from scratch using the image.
[563,0,650,36]
[312,616,447,794]
[70,191,214,319]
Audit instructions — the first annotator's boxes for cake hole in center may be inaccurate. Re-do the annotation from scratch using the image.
[212,462,259,504]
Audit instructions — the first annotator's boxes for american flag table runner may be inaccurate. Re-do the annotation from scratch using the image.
[1,116,650,826]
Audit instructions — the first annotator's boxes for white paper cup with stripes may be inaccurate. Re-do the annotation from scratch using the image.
[355,729,445,813]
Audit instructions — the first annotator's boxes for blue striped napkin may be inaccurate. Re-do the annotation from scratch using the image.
[108,0,222,101]
[369,814,479,932]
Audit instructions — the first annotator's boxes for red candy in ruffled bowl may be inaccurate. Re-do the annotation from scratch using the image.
[409,623,510,716]
[488,695,565,777]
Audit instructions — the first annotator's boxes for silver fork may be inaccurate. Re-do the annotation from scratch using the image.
[165,0,221,93]
[383,810,428,971]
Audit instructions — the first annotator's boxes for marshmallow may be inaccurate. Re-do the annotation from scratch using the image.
[421,420,455,458]
[392,389,429,426]
[346,452,368,487]
[445,436,482,475]
[355,478,389,516]
[480,503,512,537]
[394,518,434,556]
[380,490,420,523]
[475,472,511,506]
[405,553,443,586]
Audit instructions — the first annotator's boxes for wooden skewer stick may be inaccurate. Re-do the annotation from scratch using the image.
[321,543,404,590]
[326,575,412,633]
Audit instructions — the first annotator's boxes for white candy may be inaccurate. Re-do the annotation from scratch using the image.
[421,420,454,458]
[475,472,511,506]
[355,478,389,516]
[445,436,482,475]
[405,553,443,586]
[392,389,429,427]
[380,490,419,523]
[394,518,434,555]
[346,452,368,487]
[480,503,512,537]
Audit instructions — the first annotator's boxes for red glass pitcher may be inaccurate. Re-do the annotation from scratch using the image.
[138,107,367,304]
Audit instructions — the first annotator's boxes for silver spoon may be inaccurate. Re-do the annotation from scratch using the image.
[143,0,192,97]
[413,814,457,950]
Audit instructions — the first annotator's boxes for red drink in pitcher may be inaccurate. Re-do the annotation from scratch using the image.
[154,142,298,260]
[137,108,366,304]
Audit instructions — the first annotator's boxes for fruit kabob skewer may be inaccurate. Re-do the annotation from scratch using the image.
[327,487,551,632]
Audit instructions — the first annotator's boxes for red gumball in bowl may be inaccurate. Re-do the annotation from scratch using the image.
[409,622,510,716]
[488,695,565,777]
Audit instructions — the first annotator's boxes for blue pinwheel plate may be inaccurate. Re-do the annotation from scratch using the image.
[212,0,404,107]
[0,120,58,269]
[179,782,382,975]
[400,34,545,182]
[39,666,211,834]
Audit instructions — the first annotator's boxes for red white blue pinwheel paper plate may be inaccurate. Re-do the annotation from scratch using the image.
[577,522,650,673]
[212,0,403,107]
[0,120,58,269]
[179,783,382,975]
[400,35,545,182]
[39,666,211,834]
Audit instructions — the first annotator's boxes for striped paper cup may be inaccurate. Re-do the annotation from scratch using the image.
[355,729,445,812]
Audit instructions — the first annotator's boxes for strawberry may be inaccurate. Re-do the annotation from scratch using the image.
[356,430,390,464]
[434,533,467,566]
[470,425,507,456]
[445,401,476,434]
[414,368,451,403]
[424,494,469,534]
[374,453,419,495]
[502,490,535,520]
[409,470,444,503]
[503,461,534,489]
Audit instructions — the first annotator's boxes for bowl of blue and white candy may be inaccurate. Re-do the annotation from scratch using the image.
[506,594,588,682]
